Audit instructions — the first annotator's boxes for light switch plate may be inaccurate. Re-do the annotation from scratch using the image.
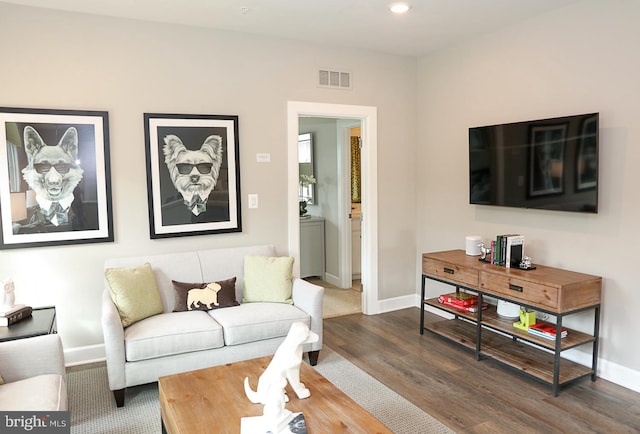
[248,194,258,209]
[256,153,271,163]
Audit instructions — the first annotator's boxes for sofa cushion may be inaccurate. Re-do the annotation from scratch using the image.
[105,262,164,327]
[172,277,239,312]
[198,245,277,302]
[124,311,224,362]
[105,251,202,313]
[0,374,66,411]
[209,303,310,346]
[242,255,294,304]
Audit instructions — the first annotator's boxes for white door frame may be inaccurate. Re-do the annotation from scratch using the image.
[337,119,360,289]
[287,101,378,315]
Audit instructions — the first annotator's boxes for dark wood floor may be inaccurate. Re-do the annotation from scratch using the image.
[323,308,640,434]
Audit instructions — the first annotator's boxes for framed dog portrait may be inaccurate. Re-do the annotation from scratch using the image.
[144,113,241,238]
[0,107,113,249]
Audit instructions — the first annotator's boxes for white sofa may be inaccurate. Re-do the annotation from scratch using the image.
[101,244,323,407]
[0,334,67,411]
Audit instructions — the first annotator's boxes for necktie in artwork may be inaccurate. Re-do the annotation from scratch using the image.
[41,202,69,226]
[186,195,207,216]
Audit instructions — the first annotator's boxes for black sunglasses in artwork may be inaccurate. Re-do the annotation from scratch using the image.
[176,163,213,175]
[33,162,74,174]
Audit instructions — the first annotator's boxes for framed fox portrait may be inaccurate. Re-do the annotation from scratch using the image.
[0,107,113,249]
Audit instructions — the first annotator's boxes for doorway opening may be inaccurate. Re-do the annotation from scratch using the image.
[287,101,378,315]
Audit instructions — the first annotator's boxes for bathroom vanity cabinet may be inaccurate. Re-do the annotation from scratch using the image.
[300,216,325,278]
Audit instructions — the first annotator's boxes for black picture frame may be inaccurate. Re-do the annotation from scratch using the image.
[0,107,113,249]
[528,123,567,197]
[144,113,241,239]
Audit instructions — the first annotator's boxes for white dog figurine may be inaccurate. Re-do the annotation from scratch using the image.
[186,282,221,310]
[262,376,290,419]
[244,322,319,404]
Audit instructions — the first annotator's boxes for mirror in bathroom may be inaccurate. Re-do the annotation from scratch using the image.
[299,132,315,205]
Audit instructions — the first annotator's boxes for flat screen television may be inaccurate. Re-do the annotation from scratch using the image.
[469,113,599,213]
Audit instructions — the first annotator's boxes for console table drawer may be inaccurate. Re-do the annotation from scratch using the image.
[480,273,558,309]
[423,258,478,288]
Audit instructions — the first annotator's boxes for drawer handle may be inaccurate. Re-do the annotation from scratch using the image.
[444,267,454,274]
[509,284,523,292]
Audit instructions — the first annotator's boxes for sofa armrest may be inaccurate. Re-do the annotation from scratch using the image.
[0,334,65,383]
[101,289,127,391]
[292,278,324,352]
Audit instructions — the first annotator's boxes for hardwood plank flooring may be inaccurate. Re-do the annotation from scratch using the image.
[322,308,640,433]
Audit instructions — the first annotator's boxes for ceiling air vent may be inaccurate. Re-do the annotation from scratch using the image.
[318,68,352,90]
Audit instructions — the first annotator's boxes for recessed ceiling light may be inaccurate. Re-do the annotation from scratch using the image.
[390,3,411,14]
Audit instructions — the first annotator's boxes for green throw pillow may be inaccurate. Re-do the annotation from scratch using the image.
[242,255,294,304]
[0,374,4,385]
[105,263,164,327]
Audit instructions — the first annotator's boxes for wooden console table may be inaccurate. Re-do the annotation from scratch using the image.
[420,250,602,396]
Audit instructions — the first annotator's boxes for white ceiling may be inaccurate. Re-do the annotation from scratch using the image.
[1,0,582,57]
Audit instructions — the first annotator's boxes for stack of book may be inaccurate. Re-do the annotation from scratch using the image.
[437,292,488,313]
[527,322,568,340]
[491,234,524,268]
[0,304,32,327]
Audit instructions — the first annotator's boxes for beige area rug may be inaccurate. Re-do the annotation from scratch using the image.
[305,277,362,318]
[67,347,454,433]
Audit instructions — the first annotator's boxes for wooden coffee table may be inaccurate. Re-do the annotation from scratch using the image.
[159,356,392,434]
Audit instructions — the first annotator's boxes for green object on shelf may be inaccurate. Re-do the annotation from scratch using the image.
[513,309,536,331]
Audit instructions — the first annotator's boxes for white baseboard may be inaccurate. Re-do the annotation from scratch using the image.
[322,272,340,288]
[370,294,416,315]
[562,347,640,393]
[64,343,105,367]
[420,300,640,394]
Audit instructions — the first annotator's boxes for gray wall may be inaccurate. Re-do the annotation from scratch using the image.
[417,0,640,388]
[298,118,339,282]
[0,3,417,351]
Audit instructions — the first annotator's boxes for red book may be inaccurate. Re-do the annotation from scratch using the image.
[438,298,488,313]
[438,292,478,307]
[528,322,568,337]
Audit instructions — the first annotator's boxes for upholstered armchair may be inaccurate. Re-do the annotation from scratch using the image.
[0,334,67,411]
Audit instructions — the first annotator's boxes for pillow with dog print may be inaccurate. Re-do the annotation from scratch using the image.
[105,262,164,327]
[172,277,239,312]
[242,255,294,304]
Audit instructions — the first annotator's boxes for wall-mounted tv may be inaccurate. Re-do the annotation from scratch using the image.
[469,113,599,213]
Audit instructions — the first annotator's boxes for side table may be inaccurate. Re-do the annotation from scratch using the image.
[0,305,57,342]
